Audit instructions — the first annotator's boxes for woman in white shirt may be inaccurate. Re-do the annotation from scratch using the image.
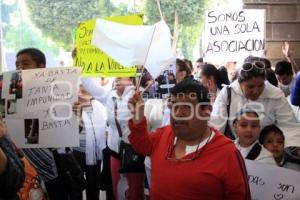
[210,61,300,149]
[81,77,145,200]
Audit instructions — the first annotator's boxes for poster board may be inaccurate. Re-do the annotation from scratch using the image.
[74,15,144,77]
[203,9,265,62]
[2,67,81,148]
[245,160,300,200]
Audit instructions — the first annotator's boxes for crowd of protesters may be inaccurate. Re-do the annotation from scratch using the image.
[1,40,300,200]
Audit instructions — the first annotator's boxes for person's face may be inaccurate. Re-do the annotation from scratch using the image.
[200,74,209,87]
[168,73,175,81]
[114,77,132,92]
[79,85,92,105]
[200,74,215,89]
[176,66,187,83]
[234,112,260,147]
[195,62,204,70]
[276,74,293,85]
[263,132,284,160]
[16,53,42,70]
[170,93,211,141]
[240,77,265,101]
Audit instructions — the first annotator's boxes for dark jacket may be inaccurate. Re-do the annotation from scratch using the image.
[0,138,24,200]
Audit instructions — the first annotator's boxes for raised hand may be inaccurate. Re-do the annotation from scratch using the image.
[128,91,145,124]
[282,41,292,58]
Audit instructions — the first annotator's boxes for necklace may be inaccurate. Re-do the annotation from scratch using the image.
[166,128,213,162]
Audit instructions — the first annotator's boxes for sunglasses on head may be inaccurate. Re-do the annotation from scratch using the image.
[242,61,265,72]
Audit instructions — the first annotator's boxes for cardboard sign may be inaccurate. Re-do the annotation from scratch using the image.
[2,67,81,148]
[74,15,144,77]
[245,160,300,200]
[203,9,265,62]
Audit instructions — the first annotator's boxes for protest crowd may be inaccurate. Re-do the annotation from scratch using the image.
[1,7,300,200]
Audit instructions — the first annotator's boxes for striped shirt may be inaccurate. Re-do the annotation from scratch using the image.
[22,148,58,182]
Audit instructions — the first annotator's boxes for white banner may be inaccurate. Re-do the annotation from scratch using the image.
[92,19,175,78]
[245,160,300,200]
[2,67,82,148]
[203,9,265,62]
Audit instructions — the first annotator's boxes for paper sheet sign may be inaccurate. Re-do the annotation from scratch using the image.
[203,9,265,62]
[2,67,81,148]
[74,15,144,77]
[245,159,300,200]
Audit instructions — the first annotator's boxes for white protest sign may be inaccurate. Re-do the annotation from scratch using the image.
[22,67,80,113]
[3,67,82,148]
[245,160,300,200]
[203,9,265,62]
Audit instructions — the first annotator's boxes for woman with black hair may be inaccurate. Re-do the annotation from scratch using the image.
[200,64,229,103]
[175,58,192,83]
[210,61,300,152]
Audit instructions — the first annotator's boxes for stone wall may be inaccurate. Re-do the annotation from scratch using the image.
[243,0,300,67]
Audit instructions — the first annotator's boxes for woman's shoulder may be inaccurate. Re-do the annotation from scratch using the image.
[259,81,285,99]
[229,80,285,100]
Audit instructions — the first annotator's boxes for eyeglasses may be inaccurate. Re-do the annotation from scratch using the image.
[165,131,212,162]
[242,61,265,72]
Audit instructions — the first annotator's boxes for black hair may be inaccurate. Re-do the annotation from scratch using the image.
[233,108,259,124]
[171,79,210,105]
[218,66,230,86]
[265,68,278,87]
[201,64,229,90]
[262,58,272,69]
[238,62,266,83]
[196,57,203,63]
[16,48,46,67]
[183,59,193,72]
[130,77,137,86]
[275,60,293,76]
[140,69,153,88]
[259,124,284,144]
[176,58,192,76]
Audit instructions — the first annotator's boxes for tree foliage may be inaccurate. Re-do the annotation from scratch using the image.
[25,0,126,50]
[1,3,17,25]
[1,1,57,53]
[145,0,206,27]
[4,21,58,53]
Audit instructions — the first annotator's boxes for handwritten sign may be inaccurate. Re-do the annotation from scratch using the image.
[2,67,81,148]
[203,9,265,62]
[245,160,300,200]
[74,15,144,77]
